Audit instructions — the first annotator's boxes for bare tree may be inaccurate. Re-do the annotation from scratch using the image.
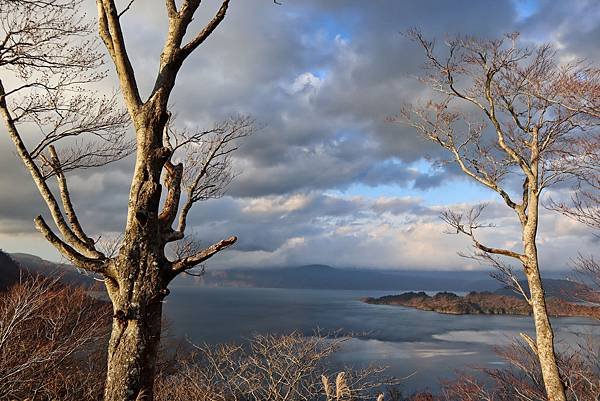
[395,31,600,401]
[0,1,253,400]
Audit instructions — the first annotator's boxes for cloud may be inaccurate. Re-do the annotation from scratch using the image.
[0,0,597,270]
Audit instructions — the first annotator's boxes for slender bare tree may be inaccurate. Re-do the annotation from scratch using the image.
[0,1,252,400]
[396,31,599,401]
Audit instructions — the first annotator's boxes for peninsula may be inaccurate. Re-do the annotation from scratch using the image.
[362,291,600,319]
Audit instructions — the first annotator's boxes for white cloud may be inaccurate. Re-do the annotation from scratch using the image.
[286,72,322,95]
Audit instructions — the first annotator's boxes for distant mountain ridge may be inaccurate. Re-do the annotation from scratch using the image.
[0,250,21,290]
[3,253,578,296]
[5,252,95,288]
[179,263,573,293]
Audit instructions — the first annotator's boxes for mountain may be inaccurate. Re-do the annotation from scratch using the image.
[0,250,22,290]
[9,253,95,288]
[494,278,590,302]
[3,253,579,295]
[179,264,506,291]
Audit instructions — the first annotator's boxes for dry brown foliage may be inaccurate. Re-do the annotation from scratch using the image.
[0,277,111,400]
[154,332,395,401]
[441,340,600,401]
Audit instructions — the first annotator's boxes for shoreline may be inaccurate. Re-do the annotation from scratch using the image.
[362,291,600,319]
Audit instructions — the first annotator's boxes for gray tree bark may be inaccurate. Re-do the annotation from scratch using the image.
[94,1,234,398]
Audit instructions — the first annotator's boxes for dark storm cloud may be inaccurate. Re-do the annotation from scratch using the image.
[0,137,47,233]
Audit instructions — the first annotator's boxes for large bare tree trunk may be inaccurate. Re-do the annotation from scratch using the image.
[104,288,163,401]
[523,193,566,401]
[103,117,170,401]
[103,250,166,401]
[527,269,565,401]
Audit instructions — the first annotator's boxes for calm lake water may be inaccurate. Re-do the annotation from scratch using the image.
[163,286,600,393]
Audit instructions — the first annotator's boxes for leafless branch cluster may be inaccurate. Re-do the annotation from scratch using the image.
[441,205,531,301]
[0,0,131,272]
[441,205,527,270]
[548,134,600,308]
[155,332,395,401]
[96,233,125,259]
[0,277,111,400]
[161,115,254,245]
[167,234,207,277]
[0,0,132,172]
[441,339,600,401]
[0,0,101,78]
[549,136,600,230]
[398,30,597,210]
[564,254,600,307]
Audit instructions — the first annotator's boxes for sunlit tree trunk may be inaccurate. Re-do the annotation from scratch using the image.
[523,190,565,401]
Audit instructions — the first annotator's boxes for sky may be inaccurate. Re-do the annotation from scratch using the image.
[0,0,598,271]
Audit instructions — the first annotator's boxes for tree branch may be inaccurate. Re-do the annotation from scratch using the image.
[179,0,230,60]
[97,0,142,114]
[171,116,253,239]
[170,236,237,276]
[34,216,105,273]
[117,0,135,18]
[441,207,526,261]
[159,160,183,231]
[46,145,96,246]
[0,80,103,259]
[165,0,177,17]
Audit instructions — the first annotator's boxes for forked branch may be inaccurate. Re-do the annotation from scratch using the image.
[45,145,95,246]
[179,0,230,60]
[34,216,105,273]
[170,236,237,276]
[441,206,526,261]
[0,82,103,260]
[161,116,254,241]
[97,0,142,113]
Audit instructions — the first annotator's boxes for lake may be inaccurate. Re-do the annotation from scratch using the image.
[163,286,600,393]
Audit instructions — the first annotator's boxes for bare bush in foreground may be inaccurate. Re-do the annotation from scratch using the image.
[0,277,111,400]
[155,332,394,401]
[441,340,600,401]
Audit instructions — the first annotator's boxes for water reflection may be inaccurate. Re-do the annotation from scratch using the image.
[164,286,600,392]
